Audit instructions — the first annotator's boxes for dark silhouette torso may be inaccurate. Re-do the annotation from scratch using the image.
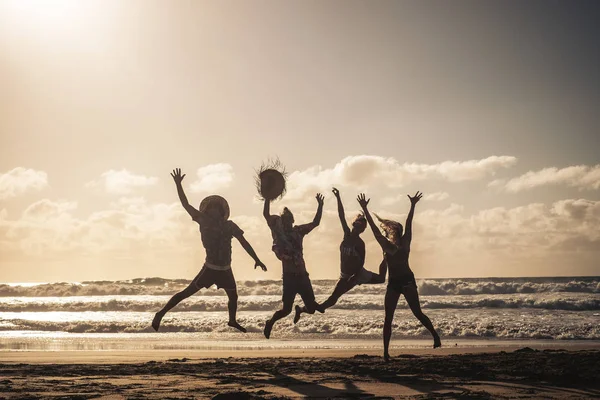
[340,233,365,275]
[384,238,415,282]
[194,217,243,267]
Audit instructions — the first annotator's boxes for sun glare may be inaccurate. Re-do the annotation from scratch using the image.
[1,0,92,32]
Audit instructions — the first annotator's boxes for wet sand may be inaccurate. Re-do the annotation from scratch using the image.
[1,346,599,399]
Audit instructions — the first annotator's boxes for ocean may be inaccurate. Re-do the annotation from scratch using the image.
[0,276,598,351]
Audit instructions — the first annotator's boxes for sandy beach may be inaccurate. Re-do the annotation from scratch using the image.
[1,344,599,399]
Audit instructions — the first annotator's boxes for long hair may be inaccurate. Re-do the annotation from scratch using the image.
[374,213,403,244]
[352,213,366,226]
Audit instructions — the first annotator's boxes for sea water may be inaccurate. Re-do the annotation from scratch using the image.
[0,276,598,351]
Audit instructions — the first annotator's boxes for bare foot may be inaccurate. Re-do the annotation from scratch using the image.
[315,303,325,314]
[293,305,302,324]
[433,336,442,349]
[152,312,163,332]
[384,353,391,363]
[228,320,247,333]
[263,319,273,339]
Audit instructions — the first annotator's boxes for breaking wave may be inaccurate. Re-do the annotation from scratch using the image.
[0,293,598,312]
[1,276,598,297]
[0,309,598,340]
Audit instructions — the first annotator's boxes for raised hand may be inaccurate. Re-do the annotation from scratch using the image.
[255,260,267,272]
[332,187,340,198]
[357,193,370,209]
[316,193,325,206]
[170,168,186,184]
[407,191,423,205]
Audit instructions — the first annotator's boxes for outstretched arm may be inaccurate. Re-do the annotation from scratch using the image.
[357,193,397,255]
[236,235,267,271]
[312,193,325,227]
[404,191,423,245]
[332,188,350,235]
[297,193,325,235]
[171,168,201,220]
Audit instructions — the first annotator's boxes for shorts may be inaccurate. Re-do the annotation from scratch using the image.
[192,264,236,291]
[387,276,417,294]
[340,268,373,285]
[282,271,316,306]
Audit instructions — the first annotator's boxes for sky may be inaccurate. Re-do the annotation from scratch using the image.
[0,0,599,282]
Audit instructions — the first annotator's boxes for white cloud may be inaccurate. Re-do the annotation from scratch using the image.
[0,167,48,199]
[490,164,600,192]
[282,155,515,204]
[427,192,450,201]
[1,195,599,280]
[189,164,234,193]
[86,169,158,194]
[1,197,188,257]
[382,191,449,206]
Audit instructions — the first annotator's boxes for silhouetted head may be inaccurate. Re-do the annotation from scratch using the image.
[374,213,403,244]
[280,207,294,230]
[199,195,230,221]
[351,213,367,234]
[204,202,227,220]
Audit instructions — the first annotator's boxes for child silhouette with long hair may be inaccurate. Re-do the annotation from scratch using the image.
[294,188,386,324]
[358,191,440,361]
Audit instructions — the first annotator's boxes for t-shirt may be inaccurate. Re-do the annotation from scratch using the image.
[267,215,315,274]
[193,215,244,267]
[339,233,366,276]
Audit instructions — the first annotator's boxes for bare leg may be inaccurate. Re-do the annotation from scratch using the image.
[293,274,322,323]
[403,285,441,348]
[360,259,388,285]
[294,300,319,324]
[383,288,401,362]
[317,278,356,312]
[264,289,295,339]
[366,259,388,284]
[152,281,201,331]
[225,288,246,333]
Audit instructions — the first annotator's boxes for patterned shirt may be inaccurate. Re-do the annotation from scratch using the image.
[267,215,316,274]
[192,215,244,267]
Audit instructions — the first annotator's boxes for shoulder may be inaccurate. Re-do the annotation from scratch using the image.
[266,215,280,228]
[192,211,205,224]
[296,223,315,235]
[227,220,244,237]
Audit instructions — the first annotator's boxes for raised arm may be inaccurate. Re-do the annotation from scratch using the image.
[357,193,397,255]
[296,193,325,235]
[171,168,201,220]
[332,188,350,235]
[404,191,423,244]
[262,198,278,228]
[312,193,325,227]
[263,198,271,220]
